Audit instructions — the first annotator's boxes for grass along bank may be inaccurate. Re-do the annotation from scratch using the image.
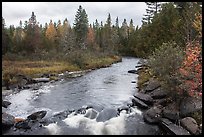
[2,55,122,89]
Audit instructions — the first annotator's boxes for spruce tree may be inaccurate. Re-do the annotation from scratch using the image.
[73,5,89,49]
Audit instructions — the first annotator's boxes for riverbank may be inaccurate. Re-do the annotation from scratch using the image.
[2,55,122,90]
[136,59,202,135]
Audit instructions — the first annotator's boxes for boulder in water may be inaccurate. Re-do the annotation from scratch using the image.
[2,100,11,108]
[96,108,118,122]
[132,97,149,109]
[133,93,153,105]
[27,110,47,121]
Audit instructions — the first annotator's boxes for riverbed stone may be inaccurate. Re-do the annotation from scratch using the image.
[133,92,153,105]
[150,88,168,99]
[128,70,137,74]
[14,119,31,129]
[2,112,15,129]
[132,97,149,109]
[2,100,11,108]
[96,108,118,122]
[162,103,180,122]
[180,117,199,135]
[154,98,172,107]
[179,97,202,118]
[145,79,161,92]
[159,118,190,135]
[27,110,47,121]
[143,106,162,124]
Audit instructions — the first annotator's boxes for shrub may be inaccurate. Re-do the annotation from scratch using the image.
[148,41,184,99]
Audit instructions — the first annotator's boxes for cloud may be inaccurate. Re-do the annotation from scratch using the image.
[2,2,147,28]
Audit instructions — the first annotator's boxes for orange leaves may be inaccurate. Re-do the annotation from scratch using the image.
[86,27,95,45]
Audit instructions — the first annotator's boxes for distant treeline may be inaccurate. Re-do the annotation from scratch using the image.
[2,2,202,60]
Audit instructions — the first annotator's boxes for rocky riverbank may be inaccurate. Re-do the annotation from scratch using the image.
[132,59,202,135]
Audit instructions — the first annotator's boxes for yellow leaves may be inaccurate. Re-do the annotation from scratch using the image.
[45,21,57,41]
[193,12,202,37]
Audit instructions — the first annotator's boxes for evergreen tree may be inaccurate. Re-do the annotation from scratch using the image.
[73,5,89,49]
[142,2,162,24]
[115,16,119,29]
[129,19,135,35]
[2,17,11,55]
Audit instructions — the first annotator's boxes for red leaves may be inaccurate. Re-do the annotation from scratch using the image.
[179,42,202,97]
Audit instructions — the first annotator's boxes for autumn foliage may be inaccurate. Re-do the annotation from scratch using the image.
[178,42,202,97]
[178,12,202,97]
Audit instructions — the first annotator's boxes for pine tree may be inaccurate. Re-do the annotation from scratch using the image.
[129,19,135,35]
[2,17,11,54]
[115,16,119,29]
[142,2,162,24]
[73,5,89,49]
[121,19,129,39]
[28,11,37,28]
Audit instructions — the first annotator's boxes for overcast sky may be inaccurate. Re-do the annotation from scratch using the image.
[2,2,147,28]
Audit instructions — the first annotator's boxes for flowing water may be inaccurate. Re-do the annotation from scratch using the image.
[4,57,161,135]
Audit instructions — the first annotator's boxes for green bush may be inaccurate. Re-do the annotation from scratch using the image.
[148,41,184,99]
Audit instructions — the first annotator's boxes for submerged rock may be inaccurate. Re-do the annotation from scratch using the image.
[96,108,118,122]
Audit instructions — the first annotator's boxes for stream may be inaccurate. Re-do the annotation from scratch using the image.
[4,57,161,135]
